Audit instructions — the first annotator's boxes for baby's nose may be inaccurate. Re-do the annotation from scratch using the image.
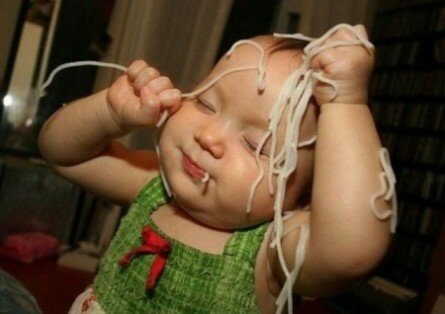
[193,124,225,158]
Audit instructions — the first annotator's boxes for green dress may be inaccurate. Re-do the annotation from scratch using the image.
[93,176,268,313]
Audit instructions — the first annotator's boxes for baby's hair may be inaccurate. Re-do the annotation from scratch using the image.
[269,36,308,54]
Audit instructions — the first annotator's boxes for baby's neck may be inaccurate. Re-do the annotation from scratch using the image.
[151,201,234,255]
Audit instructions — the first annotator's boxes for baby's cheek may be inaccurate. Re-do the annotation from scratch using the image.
[224,156,257,181]
[216,160,252,194]
[229,159,272,203]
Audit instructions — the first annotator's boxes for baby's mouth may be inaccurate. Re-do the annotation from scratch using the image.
[182,154,209,182]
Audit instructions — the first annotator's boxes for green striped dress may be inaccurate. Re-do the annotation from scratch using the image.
[93,176,268,313]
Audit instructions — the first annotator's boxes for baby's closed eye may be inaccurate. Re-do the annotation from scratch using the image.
[194,97,216,114]
[242,136,269,157]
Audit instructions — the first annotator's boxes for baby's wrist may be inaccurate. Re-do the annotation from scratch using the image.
[97,90,131,139]
[325,95,368,106]
[318,87,369,106]
[319,102,369,114]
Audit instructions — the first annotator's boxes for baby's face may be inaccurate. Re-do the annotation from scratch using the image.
[159,38,315,229]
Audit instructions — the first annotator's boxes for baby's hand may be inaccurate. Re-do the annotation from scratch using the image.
[311,25,375,105]
[106,60,181,131]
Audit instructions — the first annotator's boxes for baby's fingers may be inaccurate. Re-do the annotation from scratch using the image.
[127,60,149,82]
[159,89,182,114]
[147,76,174,94]
[139,86,161,126]
[133,67,161,90]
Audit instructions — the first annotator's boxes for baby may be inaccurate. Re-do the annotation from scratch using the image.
[39,24,395,313]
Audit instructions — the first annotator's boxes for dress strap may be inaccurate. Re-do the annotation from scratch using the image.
[223,223,269,264]
[133,176,170,215]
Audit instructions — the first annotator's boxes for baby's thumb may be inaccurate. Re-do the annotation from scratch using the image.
[159,89,182,115]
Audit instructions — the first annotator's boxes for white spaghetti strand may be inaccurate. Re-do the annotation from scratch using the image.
[266,67,307,195]
[311,71,339,100]
[273,32,316,42]
[246,131,272,213]
[40,61,178,128]
[201,172,210,183]
[297,136,317,148]
[182,39,268,99]
[275,223,310,314]
[226,39,267,90]
[41,38,269,128]
[155,142,172,197]
[40,61,127,96]
[246,158,265,213]
[370,148,398,233]
[181,66,258,98]
[156,111,169,128]
[272,208,291,278]
[302,23,374,56]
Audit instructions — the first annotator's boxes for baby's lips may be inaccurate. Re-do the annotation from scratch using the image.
[182,154,206,180]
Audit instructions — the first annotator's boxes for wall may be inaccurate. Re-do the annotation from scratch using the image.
[94,0,234,92]
[275,0,374,36]
[0,1,22,86]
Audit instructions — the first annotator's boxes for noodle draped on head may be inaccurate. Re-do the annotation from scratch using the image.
[244,24,396,313]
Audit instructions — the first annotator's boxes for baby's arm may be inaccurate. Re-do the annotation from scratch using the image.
[270,26,392,297]
[38,60,181,204]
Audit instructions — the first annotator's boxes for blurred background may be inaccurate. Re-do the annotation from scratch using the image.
[0,0,443,313]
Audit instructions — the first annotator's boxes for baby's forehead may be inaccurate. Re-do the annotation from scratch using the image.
[213,38,302,87]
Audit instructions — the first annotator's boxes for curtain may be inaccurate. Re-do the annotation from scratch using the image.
[94,0,234,92]
[93,0,234,149]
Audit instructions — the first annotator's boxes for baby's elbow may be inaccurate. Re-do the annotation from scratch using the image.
[313,250,387,297]
[333,234,391,279]
[38,135,55,165]
[343,251,384,280]
[38,125,58,165]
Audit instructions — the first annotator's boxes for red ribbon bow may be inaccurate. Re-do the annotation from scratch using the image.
[118,226,171,290]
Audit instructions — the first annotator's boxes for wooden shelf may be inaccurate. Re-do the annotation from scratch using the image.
[398,193,443,209]
[421,219,445,313]
[393,159,445,173]
[377,1,445,15]
[369,0,445,312]
[372,96,445,103]
[375,64,445,72]
[377,125,444,139]
[373,31,445,44]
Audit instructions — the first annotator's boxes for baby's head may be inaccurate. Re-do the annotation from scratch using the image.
[159,36,317,229]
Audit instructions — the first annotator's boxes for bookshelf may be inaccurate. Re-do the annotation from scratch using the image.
[369,1,445,313]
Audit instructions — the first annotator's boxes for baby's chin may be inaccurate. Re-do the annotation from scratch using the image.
[173,197,264,231]
[199,210,271,231]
